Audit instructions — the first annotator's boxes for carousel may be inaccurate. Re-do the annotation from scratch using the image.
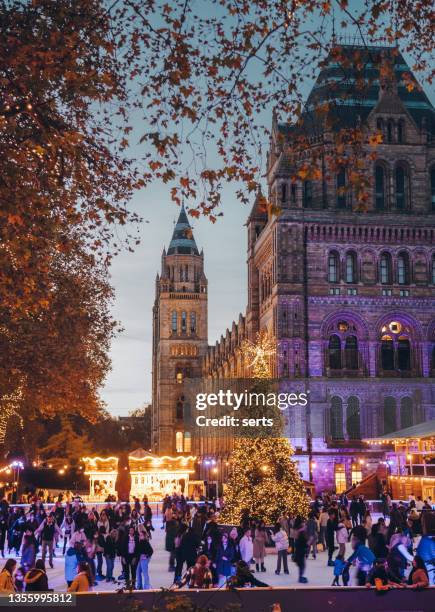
[82,448,197,501]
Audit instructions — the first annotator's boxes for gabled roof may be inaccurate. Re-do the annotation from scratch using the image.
[277,44,435,139]
[167,205,199,255]
[247,189,268,222]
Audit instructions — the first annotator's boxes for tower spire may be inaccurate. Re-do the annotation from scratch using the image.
[167,205,199,255]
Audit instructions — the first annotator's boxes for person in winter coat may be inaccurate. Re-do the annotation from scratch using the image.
[35,515,62,569]
[117,526,139,588]
[9,512,26,556]
[202,534,218,585]
[20,533,37,572]
[64,542,85,588]
[365,558,403,590]
[239,529,254,569]
[407,555,429,589]
[387,532,413,582]
[293,519,308,583]
[347,538,375,585]
[331,554,347,586]
[326,511,337,566]
[103,529,117,582]
[24,560,49,592]
[178,554,213,589]
[318,508,329,551]
[229,560,269,588]
[306,513,319,559]
[349,497,359,527]
[228,527,241,563]
[177,527,200,580]
[335,521,348,557]
[95,526,106,580]
[165,517,178,572]
[135,529,153,590]
[215,533,235,585]
[271,523,289,575]
[67,561,92,593]
[0,510,8,558]
[253,523,268,572]
[0,559,16,593]
[61,516,75,555]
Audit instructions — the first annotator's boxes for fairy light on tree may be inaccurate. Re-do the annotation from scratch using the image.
[0,385,24,446]
[221,330,309,524]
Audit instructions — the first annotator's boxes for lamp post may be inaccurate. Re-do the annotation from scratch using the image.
[11,461,24,499]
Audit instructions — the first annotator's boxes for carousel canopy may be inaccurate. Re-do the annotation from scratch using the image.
[82,449,196,473]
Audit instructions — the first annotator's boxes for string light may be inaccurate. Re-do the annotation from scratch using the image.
[0,383,24,445]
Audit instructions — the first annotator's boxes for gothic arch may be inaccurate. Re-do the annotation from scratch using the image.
[321,310,370,341]
[375,311,423,342]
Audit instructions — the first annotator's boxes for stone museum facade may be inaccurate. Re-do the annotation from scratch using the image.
[152,44,435,493]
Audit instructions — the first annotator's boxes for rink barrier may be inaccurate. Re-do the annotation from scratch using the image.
[28,586,435,612]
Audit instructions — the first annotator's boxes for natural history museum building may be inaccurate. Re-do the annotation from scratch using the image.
[152,44,435,495]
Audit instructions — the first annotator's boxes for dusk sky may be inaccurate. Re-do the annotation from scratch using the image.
[99,10,435,417]
[100,178,259,415]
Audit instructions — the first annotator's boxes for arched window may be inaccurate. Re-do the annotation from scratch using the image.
[330,397,344,440]
[380,252,392,284]
[336,168,346,209]
[190,312,196,333]
[387,120,394,143]
[303,180,313,208]
[432,255,435,284]
[175,431,184,453]
[181,311,187,332]
[328,251,339,282]
[431,167,435,211]
[375,165,385,210]
[345,336,359,369]
[395,165,409,210]
[176,399,184,420]
[280,183,287,203]
[346,396,361,440]
[383,397,397,434]
[184,431,192,453]
[397,252,410,285]
[381,335,394,370]
[345,252,357,283]
[397,120,404,143]
[176,371,183,384]
[376,118,384,133]
[328,335,342,369]
[400,397,413,429]
[171,311,178,333]
[398,336,411,370]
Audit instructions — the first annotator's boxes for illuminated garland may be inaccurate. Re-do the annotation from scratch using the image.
[0,386,24,445]
[221,330,310,524]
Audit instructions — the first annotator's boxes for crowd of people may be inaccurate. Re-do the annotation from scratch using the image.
[0,491,433,593]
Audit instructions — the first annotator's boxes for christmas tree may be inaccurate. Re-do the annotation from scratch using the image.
[221,331,310,524]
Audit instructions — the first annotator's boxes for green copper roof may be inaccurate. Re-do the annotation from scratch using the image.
[279,44,435,137]
[167,206,199,255]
